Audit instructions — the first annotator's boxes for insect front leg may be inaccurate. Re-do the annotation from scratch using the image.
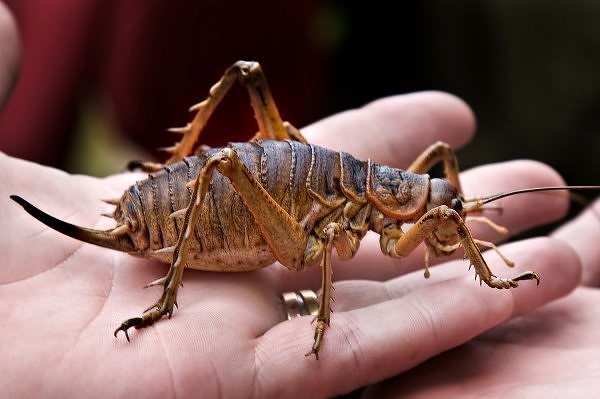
[381,206,540,289]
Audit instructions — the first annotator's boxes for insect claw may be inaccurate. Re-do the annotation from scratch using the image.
[304,349,319,360]
[513,271,541,286]
[174,300,178,309]
[101,212,114,218]
[114,317,143,342]
[110,224,130,236]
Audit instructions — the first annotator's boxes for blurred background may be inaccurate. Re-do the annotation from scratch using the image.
[0,0,598,194]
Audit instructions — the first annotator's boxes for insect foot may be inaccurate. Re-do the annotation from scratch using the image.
[487,271,540,289]
[305,319,327,360]
[114,279,179,342]
[113,317,144,342]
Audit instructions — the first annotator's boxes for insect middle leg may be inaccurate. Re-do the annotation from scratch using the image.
[304,223,361,359]
[380,205,539,289]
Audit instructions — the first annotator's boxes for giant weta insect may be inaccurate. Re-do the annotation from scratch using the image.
[10,61,599,359]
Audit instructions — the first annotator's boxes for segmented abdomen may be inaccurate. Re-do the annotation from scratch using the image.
[126,141,366,270]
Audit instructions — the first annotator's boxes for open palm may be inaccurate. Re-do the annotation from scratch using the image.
[0,93,582,398]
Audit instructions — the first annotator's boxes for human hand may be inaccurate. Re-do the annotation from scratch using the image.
[0,93,578,398]
[0,1,19,107]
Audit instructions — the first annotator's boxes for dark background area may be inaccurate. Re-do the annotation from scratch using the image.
[0,0,598,209]
[326,0,600,187]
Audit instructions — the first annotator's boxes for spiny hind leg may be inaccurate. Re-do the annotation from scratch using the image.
[115,147,311,341]
[408,141,463,194]
[163,60,306,164]
[114,152,226,341]
[380,206,539,289]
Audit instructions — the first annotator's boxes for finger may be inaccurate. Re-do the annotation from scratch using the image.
[273,160,568,291]
[256,238,580,398]
[0,2,20,107]
[361,288,600,399]
[304,91,475,168]
[553,198,600,286]
[331,237,580,312]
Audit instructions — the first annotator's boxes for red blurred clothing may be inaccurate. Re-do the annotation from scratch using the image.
[0,1,327,168]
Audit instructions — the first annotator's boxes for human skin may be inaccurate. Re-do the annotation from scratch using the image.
[0,6,594,397]
[0,1,19,107]
[0,91,585,398]
[363,199,600,398]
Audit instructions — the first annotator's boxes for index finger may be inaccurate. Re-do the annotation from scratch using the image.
[304,91,475,168]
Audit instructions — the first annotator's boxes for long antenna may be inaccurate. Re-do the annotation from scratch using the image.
[478,185,600,205]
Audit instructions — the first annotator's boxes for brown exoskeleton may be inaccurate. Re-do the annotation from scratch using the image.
[10,61,599,359]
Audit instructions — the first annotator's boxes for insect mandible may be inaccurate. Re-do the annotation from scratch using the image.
[10,61,599,359]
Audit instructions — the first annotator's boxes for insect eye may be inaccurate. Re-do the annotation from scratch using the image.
[451,198,463,213]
